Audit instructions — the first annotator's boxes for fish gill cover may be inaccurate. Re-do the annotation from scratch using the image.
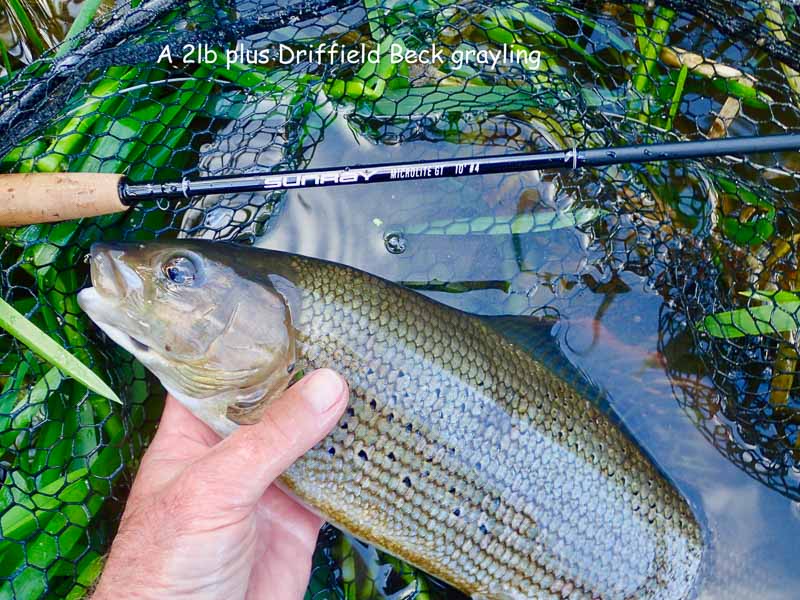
[0,0,800,597]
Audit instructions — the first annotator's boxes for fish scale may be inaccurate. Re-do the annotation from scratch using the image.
[78,241,704,599]
[276,255,703,599]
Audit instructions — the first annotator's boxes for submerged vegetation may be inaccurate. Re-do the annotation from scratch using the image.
[1,0,800,597]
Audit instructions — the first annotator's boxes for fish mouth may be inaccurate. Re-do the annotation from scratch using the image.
[88,242,143,300]
[78,242,153,358]
[77,287,153,357]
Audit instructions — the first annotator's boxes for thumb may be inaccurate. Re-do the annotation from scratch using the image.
[192,368,348,508]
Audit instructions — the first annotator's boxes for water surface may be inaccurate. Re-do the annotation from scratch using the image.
[0,0,108,74]
[254,108,800,599]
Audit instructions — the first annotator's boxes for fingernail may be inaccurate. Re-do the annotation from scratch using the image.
[300,369,345,414]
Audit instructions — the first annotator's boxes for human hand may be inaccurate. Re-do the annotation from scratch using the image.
[92,369,348,600]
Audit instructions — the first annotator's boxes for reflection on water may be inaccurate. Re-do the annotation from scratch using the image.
[253,107,800,598]
[0,0,105,74]
[257,107,615,317]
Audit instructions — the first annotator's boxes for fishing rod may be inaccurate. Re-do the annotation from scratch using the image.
[2,133,800,227]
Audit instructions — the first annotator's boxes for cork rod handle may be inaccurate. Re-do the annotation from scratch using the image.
[0,173,128,227]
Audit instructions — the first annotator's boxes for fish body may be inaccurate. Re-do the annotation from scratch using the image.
[77,241,703,599]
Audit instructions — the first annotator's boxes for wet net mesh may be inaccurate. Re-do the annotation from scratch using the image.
[2,0,800,596]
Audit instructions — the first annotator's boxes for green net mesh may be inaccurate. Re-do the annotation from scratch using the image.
[2,0,800,597]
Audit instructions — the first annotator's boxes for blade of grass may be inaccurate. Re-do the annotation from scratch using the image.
[713,175,776,246]
[698,302,800,338]
[631,6,674,95]
[56,0,104,58]
[661,46,772,110]
[0,37,13,78]
[629,5,675,123]
[0,365,61,431]
[6,0,46,55]
[665,64,688,130]
[0,297,120,404]
[764,0,800,98]
[78,68,213,173]
[495,6,604,72]
[740,289,800,303]
[36,66,145,173]
[0,138,47,172]
[328,0,401,103]
[538,0,629,50]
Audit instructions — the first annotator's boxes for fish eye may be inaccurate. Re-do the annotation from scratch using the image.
[162,255,202,285]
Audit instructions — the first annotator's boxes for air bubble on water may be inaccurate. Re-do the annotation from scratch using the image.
[383,231,407,254]
[205,210,231,228]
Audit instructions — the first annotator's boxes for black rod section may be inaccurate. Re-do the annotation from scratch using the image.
[118,133,800,204]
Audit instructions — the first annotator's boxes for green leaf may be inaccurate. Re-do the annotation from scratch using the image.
[0,297,121,404]
[631,6,675,96]
[0,365,62,448]
[494,6,605,72]
[666,64,688,130]
[0,36,13,78]
[56,0,103,58]
[713,175,776,246]
[739,289,800,303]
[6,0,47,55]
[698,302,800,338]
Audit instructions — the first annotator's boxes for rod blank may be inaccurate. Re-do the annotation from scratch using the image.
[1,133,799,228]
[119,133,800,203]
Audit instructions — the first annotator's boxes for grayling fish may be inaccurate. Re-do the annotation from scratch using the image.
[77,240,704,599]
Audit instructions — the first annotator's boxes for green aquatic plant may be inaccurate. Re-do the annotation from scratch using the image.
[5,0,47,56]
[0,297,119,404]
[711,175,777,247]
[698,290,800,338]
[56,0,104,58]
[659,46,773,110]
[4,0,800,596]
[763,0,800,98]
[629,4,675,120]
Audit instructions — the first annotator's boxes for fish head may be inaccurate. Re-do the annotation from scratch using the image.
[77,241,297,436]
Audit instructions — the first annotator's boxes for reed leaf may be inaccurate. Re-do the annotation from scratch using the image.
[699,301,800,338]
[0,297,120,404]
